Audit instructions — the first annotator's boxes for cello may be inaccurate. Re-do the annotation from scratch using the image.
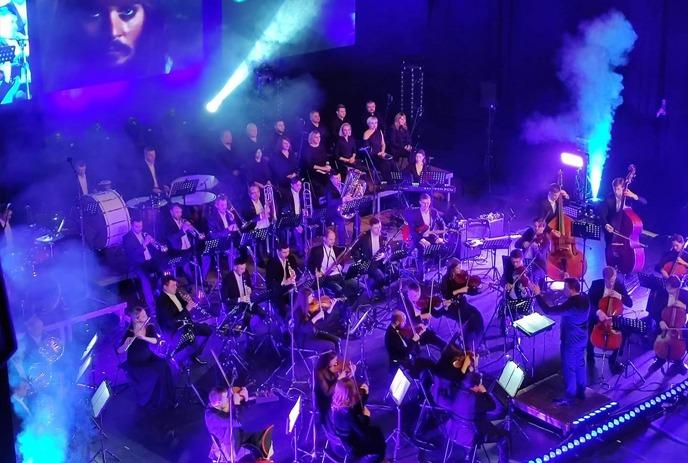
[590,294,623,351]
[546,170,585,280]
[605,165,645,274]
[653,303,687,362]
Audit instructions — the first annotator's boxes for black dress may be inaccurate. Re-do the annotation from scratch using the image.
[365,130,392,180]
[122,325,174,409]
[242,158,272,186]
[334,136,357,175]
[270,151,299,189]
[302,143,331,195]
[332,407,386,461]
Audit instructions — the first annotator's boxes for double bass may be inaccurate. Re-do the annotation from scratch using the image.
[546,170,585,280]
[590,295,623,351]
[606,164,645,274]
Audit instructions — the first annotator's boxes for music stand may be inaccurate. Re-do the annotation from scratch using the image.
[572,220,601,285]
[497,361,528,440]
[638,272,664,291]
[513,312,556,376]
[89,380,119,462]
[478,236,513,282]
[386,368,413,462]
[287,396,302,463]
[0,45,15,63]
[420,169,447,187]
[169,179,199,205]
[241,227,270,284]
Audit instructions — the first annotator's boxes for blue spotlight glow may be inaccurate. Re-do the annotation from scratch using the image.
[206,0,322,112]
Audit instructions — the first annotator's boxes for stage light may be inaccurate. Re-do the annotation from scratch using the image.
[561,152,585,168]
[206,0,321,112]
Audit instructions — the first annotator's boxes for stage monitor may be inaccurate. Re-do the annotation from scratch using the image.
[37,0,203,92]
[0,1,32,104]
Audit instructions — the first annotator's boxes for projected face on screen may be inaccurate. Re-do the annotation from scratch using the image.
[40,0,202,92]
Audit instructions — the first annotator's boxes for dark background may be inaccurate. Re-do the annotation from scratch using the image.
[0,0,686,232]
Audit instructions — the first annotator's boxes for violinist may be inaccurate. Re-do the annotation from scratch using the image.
[647,276,688,376]
[293,287,341,352]
[352,217,388,297]
[314,352,368,434]
[656,234,688,279]
[599,177,641,252]
[440,258,485,349]
[502,249,533,301]
[116,306,174,410]
[384,310,436,378]
[307,229,359,299]
[398,281,447,351]
[515,217,550,283]
[531,278,590,405]
[432,371,510,463]
[408,194,445,276]
[586,267,633,375]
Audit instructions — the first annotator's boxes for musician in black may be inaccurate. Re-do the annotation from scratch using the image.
[302,130,332,196]
[237,122,262,162]
[404,149,427,184]
[131,146,167,197]
[123,217,166,310]
[278,177,306,253]
[599,177,640,251]
[646,275,688,376]
[407,193,445,276]
[586,266,633,375]
[432,371,509,463]
[334,123,357,177]
[538,182,569,225]
[656,234,687,279]
[440,258,485,350]
[270,137,299,190]
[293,287,341,352]
[265,243,298,319]
[207,194,239,240]
[514,217,549,284]
[221,257,266,326]
[156,275,212,365]
[307,110,329,142]
[352,217,388,295]
[383,310,436,378]
[241,148,272,189]
[362,116,393,181]
[214,129,242,200]
[399,282,447,351]
[532,278,590,405]
[307,229,359,299]
[329,104,349,148]
[161,203,204,279]
[501,249,532,301]
[388,112,412,169]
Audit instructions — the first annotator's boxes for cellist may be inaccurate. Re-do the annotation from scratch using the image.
[586,267,633,375]
[647,276,688,376]
[656,234,688,279]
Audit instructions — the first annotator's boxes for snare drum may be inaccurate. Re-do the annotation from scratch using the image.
[83,190,131,249]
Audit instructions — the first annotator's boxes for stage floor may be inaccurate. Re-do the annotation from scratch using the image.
[85,221,688,463]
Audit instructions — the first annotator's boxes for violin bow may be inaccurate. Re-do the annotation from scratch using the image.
[210,349,236,463]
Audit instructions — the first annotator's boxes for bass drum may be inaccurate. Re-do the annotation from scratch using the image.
[83,190,131,249]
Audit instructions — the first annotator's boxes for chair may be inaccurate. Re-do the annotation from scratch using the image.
[442,412,491,463]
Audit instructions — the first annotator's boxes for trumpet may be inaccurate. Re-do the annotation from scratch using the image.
[183,220,205,240]
[143,232,168,252]
[178,289,199,309]
[264,182,277,223]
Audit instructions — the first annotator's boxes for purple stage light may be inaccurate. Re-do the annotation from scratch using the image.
[561,152,584,169]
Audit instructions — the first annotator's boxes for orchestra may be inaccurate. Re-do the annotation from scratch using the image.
[6,100,688,463]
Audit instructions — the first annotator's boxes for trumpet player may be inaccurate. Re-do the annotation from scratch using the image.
[162,203,206,281]
[123,217,167,310]
[221,257,267,323]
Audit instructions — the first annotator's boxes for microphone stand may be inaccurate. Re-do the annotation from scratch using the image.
[67,158,90,294]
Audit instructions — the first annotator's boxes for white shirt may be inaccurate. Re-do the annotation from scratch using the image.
[421,210,431,227]
[602,286,620,299]
[548,198,556,215]
[219,212,229,229]
[135,232,152,261]
[78,174,88,195]
[166,292,183,311]
[234,272,248,298]
[291,189,301,215]
[145,161,159,188]
[253,200,269,229]
[371,234,380,255]
[174,218,191,250]
[615,197,622,212]
[321,246,339,275]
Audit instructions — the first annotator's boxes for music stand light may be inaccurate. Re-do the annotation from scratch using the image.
[81,333,98,361]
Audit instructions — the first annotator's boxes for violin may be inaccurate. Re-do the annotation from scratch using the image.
[590,293,623,351]
[308,294,340,314]
[451,350,479,375]
[454,269,482,289]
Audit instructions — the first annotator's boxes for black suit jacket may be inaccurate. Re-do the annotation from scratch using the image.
[538,197,559,224]
[588,279,633,314]
[279,188,303,218]
[206,208,236,239]
[130,160,165,198]
[353,232,386,262]
[384,325,415,366]
[160,214,192,251]
[122,230,154,268]
[598,195,620,242]
[307,245,345,274]
[266,255,299,288]
[406,208,442,243]
[221,271,254,303]
[156,292,191,334]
